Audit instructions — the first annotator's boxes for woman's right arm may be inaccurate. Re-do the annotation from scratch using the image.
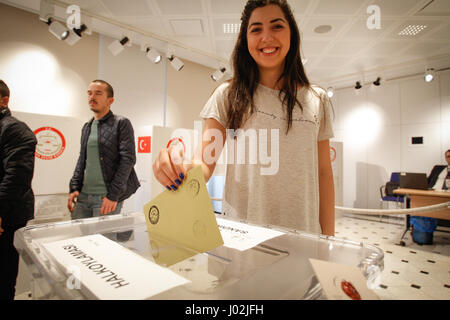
[152,118,226,190]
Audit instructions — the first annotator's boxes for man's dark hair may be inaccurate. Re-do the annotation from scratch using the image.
[92,79,114,98]
[446,149,450,156]
[0,80,10,98]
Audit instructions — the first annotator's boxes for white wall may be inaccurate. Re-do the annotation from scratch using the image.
[331,70,450,209]
[166,59,224,129]
[0,3,97,120]
[97,34,166,213]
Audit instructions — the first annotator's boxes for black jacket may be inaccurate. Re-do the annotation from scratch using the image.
[69,110,140,202]
[428,165,447,188]
[0,107,37,226]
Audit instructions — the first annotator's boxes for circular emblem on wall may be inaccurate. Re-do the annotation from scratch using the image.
[148,205,160,225]
[187,179,200,198]
[330,146,337,163]
[166,137,186,153]
[34,127,66,160]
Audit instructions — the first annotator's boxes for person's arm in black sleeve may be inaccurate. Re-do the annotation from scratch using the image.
[106,118,136,201]
[0,122,36,222]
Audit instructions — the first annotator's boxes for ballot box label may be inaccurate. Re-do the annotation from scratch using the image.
[43,234,190,300]
[216,217,285,251]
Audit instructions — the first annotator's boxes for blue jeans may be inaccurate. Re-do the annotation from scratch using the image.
[71,192,123,220]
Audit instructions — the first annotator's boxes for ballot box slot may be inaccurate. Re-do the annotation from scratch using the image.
[251,246,279,256]
[258,244,290,255]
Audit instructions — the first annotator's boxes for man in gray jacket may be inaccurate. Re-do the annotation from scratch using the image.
[68,80,140,219]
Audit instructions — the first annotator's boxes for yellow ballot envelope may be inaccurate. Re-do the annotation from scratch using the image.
[147,233,199,267]
[143,165,224,262]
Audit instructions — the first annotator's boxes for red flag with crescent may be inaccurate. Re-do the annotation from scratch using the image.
[138,136,151,153]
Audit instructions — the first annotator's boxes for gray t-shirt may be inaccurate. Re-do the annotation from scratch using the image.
[82,120,107,195]
[200,82,334,234]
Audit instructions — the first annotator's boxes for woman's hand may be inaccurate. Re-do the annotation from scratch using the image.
[153,118,226,191]
[152,142,187,191]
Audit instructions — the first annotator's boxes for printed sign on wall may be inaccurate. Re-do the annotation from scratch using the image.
[34,126,66,160]
[330,146,337,162]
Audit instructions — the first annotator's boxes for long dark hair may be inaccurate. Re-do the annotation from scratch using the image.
[226,0,311,134]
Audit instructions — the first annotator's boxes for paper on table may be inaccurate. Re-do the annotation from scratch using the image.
[43,234,190,300]
[309,258,380,300]
[143,165,224,257]
[216,217,285,251]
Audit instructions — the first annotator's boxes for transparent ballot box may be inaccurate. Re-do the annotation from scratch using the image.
[14,212,384,300]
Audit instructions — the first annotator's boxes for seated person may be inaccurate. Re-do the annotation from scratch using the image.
[427,149,450,190]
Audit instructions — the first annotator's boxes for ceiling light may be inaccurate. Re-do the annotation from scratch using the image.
[223,23,241,34]
[46,18,69,41]
[314,25,332,34]
[211,68,226,81]
[355,81,362,90]
[326,87,334,98]
[373,77,381,86]
[398,25,427,36]
[168,55,184,71]
[108,37,129,56]
[424,68,435,82]
[146,47,162,64]
[64,24,87,46]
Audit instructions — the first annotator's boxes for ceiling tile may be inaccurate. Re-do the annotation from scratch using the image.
[170,19,204,36]
[154,0,204,15]
[365,40,414,56]
[312,0,367,15]
[427,23,450,40]
[328,41,371,56]
[415,0,450,16]
[60,0,111,16]
[174,37,212,52]
[314,57,352,69]
[288,0,313,15]
[101,0,153,16]
[301,17,350,39]
[308,67,341,82]
[301,40,330,58]
[403,41,450,57]
[215,39,236,59]
[117,17,166,36]
[210,0,245,15]
[342,18,396,40]
[351,56,390,69]
[368,0,425,16]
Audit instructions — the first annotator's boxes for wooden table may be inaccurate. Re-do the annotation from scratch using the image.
[393,188,450,245]
[394,188,450,220]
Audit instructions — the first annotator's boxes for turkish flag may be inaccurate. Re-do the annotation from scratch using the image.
[138,136,151,153]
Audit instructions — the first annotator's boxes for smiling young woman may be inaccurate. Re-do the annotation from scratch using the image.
[153,0,335,236]
[246,5,291,84]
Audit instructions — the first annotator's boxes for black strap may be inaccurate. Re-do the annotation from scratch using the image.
[0,107,8,120]
[444,168,450,190]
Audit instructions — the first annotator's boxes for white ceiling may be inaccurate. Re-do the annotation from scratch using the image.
[2,0,450,88]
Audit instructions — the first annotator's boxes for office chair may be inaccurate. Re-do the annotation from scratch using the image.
[379,172,405,209]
